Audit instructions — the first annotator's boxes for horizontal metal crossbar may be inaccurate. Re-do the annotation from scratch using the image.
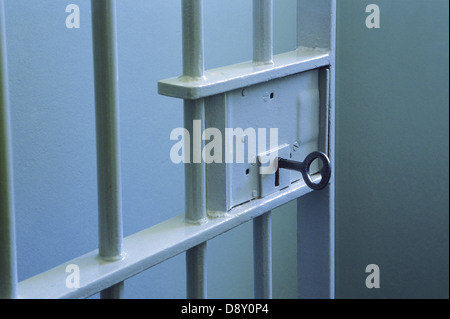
[18,174,319,299]
[158,48,330,100]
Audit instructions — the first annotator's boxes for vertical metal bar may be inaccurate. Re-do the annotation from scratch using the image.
[253,0,273,64]
[183,99,206,224]
[182,0,207,299]
[100,281,124,299]
[91,0,124,299]
[296,0,301,48]
[186,242,207,299]
[252,0,273,299]
[296,0,336,299]
[0,0,18,299]
[297,188,333,299]
[182,0,204,80]
[253,212,272,299]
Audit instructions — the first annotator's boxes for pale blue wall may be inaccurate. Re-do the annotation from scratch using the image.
[5,0,298,299]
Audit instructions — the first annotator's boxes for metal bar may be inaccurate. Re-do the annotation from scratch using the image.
[253,0,273,64]
[329,0,336,299]
[99,281,124,299]
[182,0,204,79]
[253,212,272,299]
[296,0,336,299]
[186,242,207,299]
[183,99,206,224]
[297,187,333,299]
[182,0,207,299]
[18,174,320,299]
[0,0,18,299]
[158,49,330,100]
[91,0,124,299]
[296,0,301,48]
[91,0,123,262]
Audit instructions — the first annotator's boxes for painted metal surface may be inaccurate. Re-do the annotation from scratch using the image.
[91,0,123,262]
[0,0,18,299]
[18,174,319,299]
[296,0,336,299]
[91,0,124,298]
[253,0,273,64]
[183,99,206,224]
[204,69,325,215]
[182,0,208,299]
[182,0,204,80]
[100,282,124,299]
[298,187,333,298]
[186,242,207,299]
[258,145,290,198]
[253,212,272,299]
[158,48,330,100]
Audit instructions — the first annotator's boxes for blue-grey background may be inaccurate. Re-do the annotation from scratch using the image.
[3,0,448,298]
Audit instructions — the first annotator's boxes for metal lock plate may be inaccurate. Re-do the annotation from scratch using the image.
[205,68,329,215]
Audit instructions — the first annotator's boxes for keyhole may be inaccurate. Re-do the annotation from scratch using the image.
[275,167,280,187]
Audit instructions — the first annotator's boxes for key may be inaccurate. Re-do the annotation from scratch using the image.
[277,151,331,191]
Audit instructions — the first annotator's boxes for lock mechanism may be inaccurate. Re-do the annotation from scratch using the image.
[158,1,334,217]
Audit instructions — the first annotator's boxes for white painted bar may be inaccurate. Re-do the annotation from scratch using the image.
[0,0,18,300]
[297,187,334,298]
[252,2,273,299]
[253,212,272,299]
[186,242,207,299]
[296,0,302,48]
[18,175,319,299]
[182,0,207,299]
[158,49,330,100]
[182,0,204,79]
[253,0,273,64]
[296,0,336,299]
[91,0,124,299]
[183,99,206,224]
[99,281,124,299]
